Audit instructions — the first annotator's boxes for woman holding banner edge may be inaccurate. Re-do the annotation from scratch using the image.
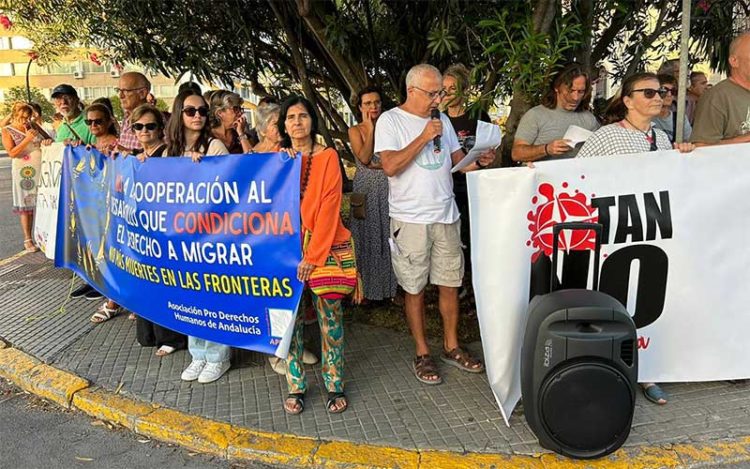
[84,103,128,324]
[279,95,353,415]
[166,89,232,384]
[1,102,43,253]
[577,72,695,405]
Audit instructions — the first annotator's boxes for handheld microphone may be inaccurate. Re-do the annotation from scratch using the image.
[430,108,441,153]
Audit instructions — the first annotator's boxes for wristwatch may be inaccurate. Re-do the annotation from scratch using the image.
[475,159,488,169]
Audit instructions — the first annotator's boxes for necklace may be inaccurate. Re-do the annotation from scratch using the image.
[300,151,314,200]
[623,117,654,144]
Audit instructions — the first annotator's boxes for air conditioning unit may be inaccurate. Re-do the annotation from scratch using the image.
[110,69,120,78]
[73,71,84,79]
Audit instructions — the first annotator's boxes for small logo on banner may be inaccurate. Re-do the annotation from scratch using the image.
[526,181,598,262]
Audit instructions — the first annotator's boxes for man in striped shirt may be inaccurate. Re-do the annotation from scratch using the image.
[116,72,151,151]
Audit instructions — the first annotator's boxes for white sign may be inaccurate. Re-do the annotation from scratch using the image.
[33,143,65,260]
[468,144,750,425]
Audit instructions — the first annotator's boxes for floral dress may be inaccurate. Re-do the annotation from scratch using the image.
[350,157,398,300]
[4,126,42,213]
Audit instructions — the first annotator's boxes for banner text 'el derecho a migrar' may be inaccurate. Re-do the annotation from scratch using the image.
[56,147,303,354]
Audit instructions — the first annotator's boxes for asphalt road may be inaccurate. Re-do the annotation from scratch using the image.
[0,379,281,469]
[0,156,281,468]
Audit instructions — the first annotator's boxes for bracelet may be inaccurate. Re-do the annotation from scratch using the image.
[239,134,249,141]
[544,143,550,157]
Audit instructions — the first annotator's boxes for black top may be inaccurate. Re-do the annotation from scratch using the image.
[133,143,167,158]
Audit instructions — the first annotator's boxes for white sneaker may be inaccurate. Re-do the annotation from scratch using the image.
[181,360,206,381]
[198,360,231,383]
[302,349,319,365]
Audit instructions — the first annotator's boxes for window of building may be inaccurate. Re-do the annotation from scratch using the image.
[156,85,176,98]
[0,37,10,50]
[0,63,13,77]
[82,87,116,101]
[81,62,108,74]
[10,36,33,49]
[46,61,80,75]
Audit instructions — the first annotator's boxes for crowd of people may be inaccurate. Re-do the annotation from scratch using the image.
[2,30,749,414]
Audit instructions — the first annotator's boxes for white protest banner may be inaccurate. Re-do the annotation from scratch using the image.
[468,144,750,425]
[33,142,65,259]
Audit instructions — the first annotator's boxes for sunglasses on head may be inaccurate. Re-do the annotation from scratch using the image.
[630,88,667,99]
[133,122,159,131]
[182,106,208,117]
[85,118,105,126]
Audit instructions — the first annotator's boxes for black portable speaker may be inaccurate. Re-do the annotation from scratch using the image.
[521,222,638,460]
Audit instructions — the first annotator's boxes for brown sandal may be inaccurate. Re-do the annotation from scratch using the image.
[413,355,443,385]
[441,347,485,373]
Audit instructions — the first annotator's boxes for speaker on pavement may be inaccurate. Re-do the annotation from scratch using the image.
[521,222,638,460]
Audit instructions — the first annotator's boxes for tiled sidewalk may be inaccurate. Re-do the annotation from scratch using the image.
[1,252,749,455]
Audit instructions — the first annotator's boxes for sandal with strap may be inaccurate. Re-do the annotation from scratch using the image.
[155,345,176,357]
[413,354,443,385]
[23,239,39,253]
[441,347,485,373]
[90,302,121,324]
[643,383,668,405]
[326,392,348,414]
[284,393,305,415]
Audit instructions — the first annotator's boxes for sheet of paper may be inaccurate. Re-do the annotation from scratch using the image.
[563,125,594,147]
[451,121,502,173]
[268,308,293,338]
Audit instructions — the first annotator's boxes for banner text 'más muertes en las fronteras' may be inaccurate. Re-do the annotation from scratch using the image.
[55,146,303,357]
[467,143,750,425]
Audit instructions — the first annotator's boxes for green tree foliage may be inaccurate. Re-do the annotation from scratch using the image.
[2,0,747,165]
[1,86,56,122]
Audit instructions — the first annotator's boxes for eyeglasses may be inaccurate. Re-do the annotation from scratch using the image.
[630,88,667,99]
[182,106,209,117]
[133,122,159,131]
[663,87,678,96]
[115,86,147,94]
[84,119,105,126]
[412,86,447,100]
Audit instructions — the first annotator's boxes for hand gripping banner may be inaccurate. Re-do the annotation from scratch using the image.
[55,146,303,357]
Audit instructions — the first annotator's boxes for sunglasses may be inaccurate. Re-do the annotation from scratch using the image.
[133,122,159,131]
[84,118,105,126]
[630,88,667,99]
[182,106,209,117]
[663,87,678,96]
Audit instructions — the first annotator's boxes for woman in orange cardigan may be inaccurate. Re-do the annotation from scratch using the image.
[279,96,351,415]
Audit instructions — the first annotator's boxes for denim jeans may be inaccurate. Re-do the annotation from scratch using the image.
[188,337,231,363]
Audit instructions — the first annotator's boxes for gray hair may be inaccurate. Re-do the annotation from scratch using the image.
[405,64,441,88]
[208,90,243,128]
[256,103,280,139]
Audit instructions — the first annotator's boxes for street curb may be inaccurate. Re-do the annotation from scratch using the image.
[0,347,88,409]
[0,347,749,467]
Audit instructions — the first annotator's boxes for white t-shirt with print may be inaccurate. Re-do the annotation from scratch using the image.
[374,107,461,224]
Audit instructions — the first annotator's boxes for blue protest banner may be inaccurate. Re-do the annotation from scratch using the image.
[55,146,304,356]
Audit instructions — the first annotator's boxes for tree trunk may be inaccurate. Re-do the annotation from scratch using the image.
[295,0,367,101]
[573,0,594,72]
[498,0,558,168]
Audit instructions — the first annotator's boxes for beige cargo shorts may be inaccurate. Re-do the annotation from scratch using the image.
[389,218,464,294]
